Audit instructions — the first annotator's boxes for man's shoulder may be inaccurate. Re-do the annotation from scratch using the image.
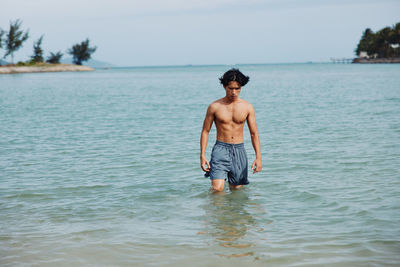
[208,98,225,109]
[238,99,254,110]
[238,98,251,105]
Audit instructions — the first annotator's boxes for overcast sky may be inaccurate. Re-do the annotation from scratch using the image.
[1,0,399,66]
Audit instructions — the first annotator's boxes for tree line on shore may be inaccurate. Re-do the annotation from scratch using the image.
[0,19,97,66]
[355,22,400,59]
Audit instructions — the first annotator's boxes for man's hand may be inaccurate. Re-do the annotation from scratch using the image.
[251,158,262,174]
[201,156,210,172]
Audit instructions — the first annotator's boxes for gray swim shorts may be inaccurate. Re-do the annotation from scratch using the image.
[204,140,249,185]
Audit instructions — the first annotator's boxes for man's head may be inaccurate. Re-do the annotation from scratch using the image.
[219,69,249,101]
[219,68,250,87]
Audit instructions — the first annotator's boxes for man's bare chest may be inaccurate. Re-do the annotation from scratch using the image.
[215,106,248,124]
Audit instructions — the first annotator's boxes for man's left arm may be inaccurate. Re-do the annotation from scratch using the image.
[247,104,262,173]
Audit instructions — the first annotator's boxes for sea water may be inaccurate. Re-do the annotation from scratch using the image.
[0,64,399,266]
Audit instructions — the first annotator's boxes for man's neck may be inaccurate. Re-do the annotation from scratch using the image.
[223,96,240,104]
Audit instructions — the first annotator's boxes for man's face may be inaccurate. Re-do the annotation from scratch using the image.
[224,81,241,101]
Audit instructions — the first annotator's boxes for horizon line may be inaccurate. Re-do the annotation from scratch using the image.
[111,61,334,69]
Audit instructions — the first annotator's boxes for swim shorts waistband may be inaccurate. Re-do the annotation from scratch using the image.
[215,140,244,148]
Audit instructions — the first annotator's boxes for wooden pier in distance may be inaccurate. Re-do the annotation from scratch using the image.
[330,58,353,64]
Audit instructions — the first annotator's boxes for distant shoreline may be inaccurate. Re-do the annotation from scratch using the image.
[0,64,94,74]
[353,58,400,64]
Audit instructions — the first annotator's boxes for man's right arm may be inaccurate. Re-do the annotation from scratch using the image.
[200,104,215,172]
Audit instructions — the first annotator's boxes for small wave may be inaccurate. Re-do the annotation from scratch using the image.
[0,236,12,241]
[331,205,350,212]
[291,190,322,201]
[354,210,369,216]
[339,161,370,166]
[218,251,254,258]
[385,97,400,102]
[71,228,110,235]
[5,192,53,199]
[57,184,111,191]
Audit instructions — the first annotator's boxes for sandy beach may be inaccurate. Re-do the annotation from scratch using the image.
[0,64,94,74]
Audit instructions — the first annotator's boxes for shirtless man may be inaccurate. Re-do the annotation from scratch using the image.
[200,68,262,192]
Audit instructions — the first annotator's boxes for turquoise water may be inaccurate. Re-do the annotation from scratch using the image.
[1,64,399,266]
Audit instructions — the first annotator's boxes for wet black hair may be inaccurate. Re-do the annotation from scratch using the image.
[219,68,250,87]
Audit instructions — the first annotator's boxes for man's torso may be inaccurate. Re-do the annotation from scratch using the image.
[212,98,250,144]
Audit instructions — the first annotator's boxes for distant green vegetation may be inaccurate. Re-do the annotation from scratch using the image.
[47,52,63,64]
[0,19,29,64]
[67,39,97,65]
[355,22,400,58]
[31,35,44,63]
[0,19,96,66]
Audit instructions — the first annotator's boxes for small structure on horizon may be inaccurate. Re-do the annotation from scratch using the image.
[358,51,368,58]
[330,58,353,64]
[357,51,378,59]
